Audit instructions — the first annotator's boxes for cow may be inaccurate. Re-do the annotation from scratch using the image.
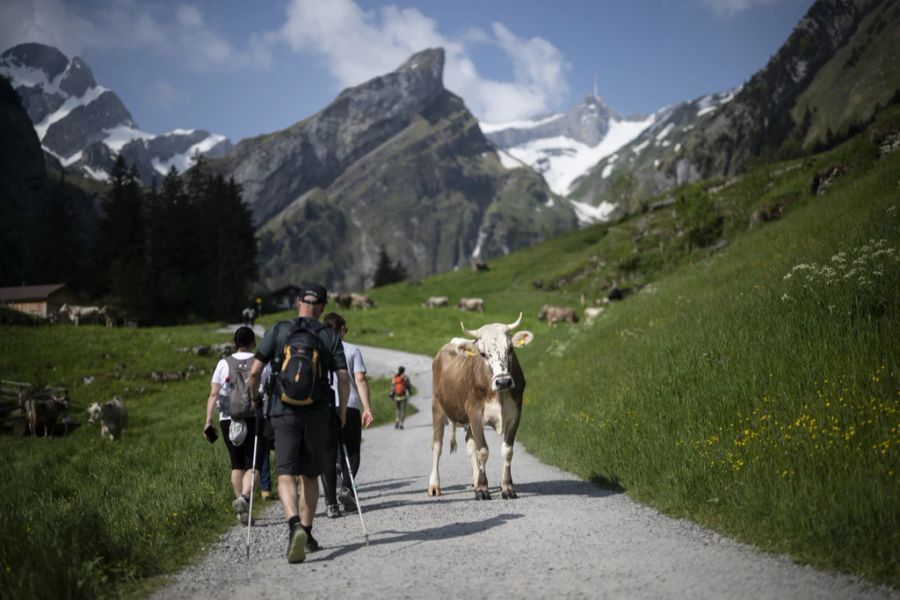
[59,304,102,326]
[584,306,604,320]
[457,297,485,313]
[87,396,128,441]
[331,293,352,309]
[472,260,490,272]
[423,295,450,308]
[428,313,534,500]
[24,393,68,437]
[98,305,118,327]
[350,293,377,309]
[537,304,580,325]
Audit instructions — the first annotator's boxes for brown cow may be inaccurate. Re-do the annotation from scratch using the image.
[537,304,580,325]
[428,313,534,500]
[25,394,68,437]
[350,293,377,309]
[331,293,352,309]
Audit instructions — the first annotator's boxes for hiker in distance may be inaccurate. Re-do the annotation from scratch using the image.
[248,283,350,564]
[390,365,411,429]
[203,326,266,525]
[322,312,374,518]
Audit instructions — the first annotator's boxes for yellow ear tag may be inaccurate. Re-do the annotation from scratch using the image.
[465,350,476,357]
[516,338,525,347]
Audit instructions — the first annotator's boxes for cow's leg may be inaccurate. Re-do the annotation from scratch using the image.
[465,429,479,488]
[500,399,521,499]
[428,401,446,496]
[467,410,491,500]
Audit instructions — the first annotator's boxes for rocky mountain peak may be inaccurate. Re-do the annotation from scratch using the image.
[0,43,69,82]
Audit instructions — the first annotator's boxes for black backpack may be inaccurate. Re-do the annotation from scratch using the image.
[275,321,330,407]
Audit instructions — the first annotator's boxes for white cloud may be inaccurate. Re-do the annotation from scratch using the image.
[270,0,570,122]
[0,0,271,71]
[699,0,786,18]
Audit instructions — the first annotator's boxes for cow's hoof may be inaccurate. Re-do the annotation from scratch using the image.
[501,489,517,499]
[427,485,441,497]
[474,489,492,500]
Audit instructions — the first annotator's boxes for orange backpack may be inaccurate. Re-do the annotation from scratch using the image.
[392,374,407,396]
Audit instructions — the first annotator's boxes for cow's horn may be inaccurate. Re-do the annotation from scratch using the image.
[460,321,478,338]
[506,312,523,331]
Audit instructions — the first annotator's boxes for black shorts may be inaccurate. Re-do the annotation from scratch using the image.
[271,409,330,477]
[221,418,266,471]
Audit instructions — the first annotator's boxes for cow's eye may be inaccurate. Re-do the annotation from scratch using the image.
[480,351,487,359]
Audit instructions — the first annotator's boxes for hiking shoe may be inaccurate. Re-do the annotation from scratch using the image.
[239,512,254,526]
[287,525,307,564]
[232,496,249,516]
[261,490,275,501]
[326,504,341,519]
[338,488,356,512]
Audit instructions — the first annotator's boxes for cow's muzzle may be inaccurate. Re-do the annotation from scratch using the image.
[492,375,515,391]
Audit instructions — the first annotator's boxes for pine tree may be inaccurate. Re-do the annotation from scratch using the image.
[373,245,407,287]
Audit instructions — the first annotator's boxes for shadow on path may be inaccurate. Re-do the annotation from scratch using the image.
[318,512,524,561]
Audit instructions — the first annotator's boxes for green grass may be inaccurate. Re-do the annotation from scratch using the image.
[2,107,898,595]
[0,324,242,598]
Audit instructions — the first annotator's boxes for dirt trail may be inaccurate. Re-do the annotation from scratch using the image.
[153,345,896,599]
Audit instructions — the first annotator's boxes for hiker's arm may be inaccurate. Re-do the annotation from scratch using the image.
[204,382,221,430]
[356,371,373,428]
[336,369,350,427]
[248,358,265,405]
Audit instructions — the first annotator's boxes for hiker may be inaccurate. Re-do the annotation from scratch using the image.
[203,326,266,525]
[258,363,276,500]
[390,365,411,429]
[322,312,374,518]
[248,283,350,564]
[242,306,256,327]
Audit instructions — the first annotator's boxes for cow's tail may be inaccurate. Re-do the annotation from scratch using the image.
[449,420,458,454]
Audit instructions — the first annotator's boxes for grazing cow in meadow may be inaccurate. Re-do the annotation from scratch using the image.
[331,293,352,309]
[59,304,102,326]
[538,304,580,325]
[457,297,484,313]
[423,295,450,308]
[584,306,604,320]
[25,394,68,437]
[472,260,490,272]
[428,313,534,500]
[87,396,128,441]
[350,293,377,309]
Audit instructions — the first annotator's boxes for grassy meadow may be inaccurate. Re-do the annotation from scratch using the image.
[2,108,898,596]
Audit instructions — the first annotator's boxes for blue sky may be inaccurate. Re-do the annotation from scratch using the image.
[1,0,814,142]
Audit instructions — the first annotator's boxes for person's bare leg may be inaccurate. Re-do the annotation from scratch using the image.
[298,474,319,528]
[230,469,244,497]
[241,469,259,496]
[278,474,299,519]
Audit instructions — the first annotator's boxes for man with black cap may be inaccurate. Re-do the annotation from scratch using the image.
[248,282,350,564]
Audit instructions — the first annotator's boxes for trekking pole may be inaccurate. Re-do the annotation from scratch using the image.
[338,425,370,546]
[245,416,262,560]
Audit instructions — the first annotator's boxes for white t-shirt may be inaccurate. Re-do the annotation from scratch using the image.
[211,351,255,421]
[331,341,366,410]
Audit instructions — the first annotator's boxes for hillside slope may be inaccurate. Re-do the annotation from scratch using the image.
[327,105,900,585]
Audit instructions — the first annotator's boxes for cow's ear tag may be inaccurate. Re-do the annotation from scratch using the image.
[516,338,526,347]
[465,349,476,357]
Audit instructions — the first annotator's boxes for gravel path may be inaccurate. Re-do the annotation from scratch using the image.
[154,345,896,599]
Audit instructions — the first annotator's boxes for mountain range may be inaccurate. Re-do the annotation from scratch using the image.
[2,0,897,293]
[0,43,232,185]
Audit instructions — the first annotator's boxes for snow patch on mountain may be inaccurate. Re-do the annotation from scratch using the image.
[570,198,616,225]
[479,113,564,133]
[34,85,107,140]
[501,114,655,196]
[151,133,228,175]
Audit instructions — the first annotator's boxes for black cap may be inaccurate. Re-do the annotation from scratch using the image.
[299,282,328,304]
